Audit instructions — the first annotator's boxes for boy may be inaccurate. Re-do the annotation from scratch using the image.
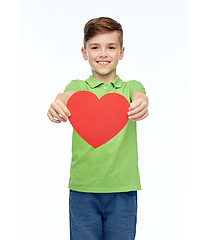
[47,17,149,240]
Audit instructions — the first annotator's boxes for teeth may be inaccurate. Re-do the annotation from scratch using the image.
[98,61,109,64]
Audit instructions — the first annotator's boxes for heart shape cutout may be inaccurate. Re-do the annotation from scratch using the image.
[66,91,130,148]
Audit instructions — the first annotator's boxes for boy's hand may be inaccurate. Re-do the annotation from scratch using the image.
[127,91,149,121]
[47,91,75,123]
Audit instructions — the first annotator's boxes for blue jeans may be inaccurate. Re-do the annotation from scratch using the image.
[69,189,138,240]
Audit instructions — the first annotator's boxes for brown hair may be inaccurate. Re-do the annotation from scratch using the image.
[83,17,123,49]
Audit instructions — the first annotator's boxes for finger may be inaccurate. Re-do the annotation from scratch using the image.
[52,102,70,120]
[51,103,66,120]
[129,98,143,110]
[129,108,148,120]
[129,100,143,114]
[47,111,61,123]
[55,99,71,117]
[49,107,66,122]
[128,101,146,116]
[61,106,71,117]
[128,107,141,116]
[133,111,149,121]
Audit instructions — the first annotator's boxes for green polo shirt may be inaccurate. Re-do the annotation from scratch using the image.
[63,74,146,193]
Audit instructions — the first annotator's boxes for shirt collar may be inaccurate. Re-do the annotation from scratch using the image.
[85,74,123,89]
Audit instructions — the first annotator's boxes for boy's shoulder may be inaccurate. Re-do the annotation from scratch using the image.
[124,79,147,95]
[63,79,86,93]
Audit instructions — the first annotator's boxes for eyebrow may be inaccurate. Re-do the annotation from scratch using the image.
[89,43,118,46]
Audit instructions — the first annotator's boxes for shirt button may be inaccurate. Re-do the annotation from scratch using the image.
[104,86,107,89]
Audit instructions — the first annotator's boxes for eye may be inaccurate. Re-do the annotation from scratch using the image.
[91,47,98,49]
[109,46,115,49]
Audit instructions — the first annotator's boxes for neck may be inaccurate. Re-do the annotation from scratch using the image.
[91,70,117,84]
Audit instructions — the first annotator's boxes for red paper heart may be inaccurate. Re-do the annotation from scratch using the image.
[66,91,130,148]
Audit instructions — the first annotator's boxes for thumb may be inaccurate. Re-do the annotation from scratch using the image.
[129,101,135,110]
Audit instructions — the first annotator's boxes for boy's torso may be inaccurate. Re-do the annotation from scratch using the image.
[64,75,146,193]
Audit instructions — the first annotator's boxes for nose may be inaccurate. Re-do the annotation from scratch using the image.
[100,48,108,57]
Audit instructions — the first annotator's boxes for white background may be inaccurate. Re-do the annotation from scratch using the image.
[0,0,205,239]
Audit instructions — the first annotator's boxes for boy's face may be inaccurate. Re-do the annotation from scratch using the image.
[81,31,125,78]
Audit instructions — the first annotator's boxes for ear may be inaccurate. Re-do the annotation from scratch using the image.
[81,47,88,60]
[119,47,125,60]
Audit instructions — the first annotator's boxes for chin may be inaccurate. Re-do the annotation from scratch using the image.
[95,71,113,76]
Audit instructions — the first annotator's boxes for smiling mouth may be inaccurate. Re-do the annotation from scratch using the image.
[96,61,111,66]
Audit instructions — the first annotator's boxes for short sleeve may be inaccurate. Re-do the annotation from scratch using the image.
[63,80,85,93]
[128,80,146,95]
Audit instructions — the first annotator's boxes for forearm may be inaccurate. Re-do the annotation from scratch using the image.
[132,90,149,105]
[55,90,76,105]
[128,90,149,121]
